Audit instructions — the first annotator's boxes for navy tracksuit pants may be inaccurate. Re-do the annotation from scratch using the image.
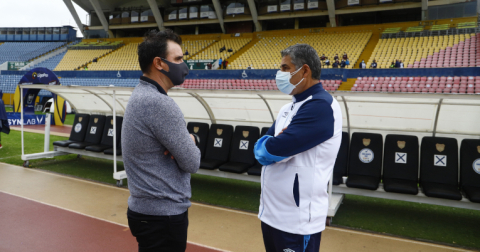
[261,222,322,252]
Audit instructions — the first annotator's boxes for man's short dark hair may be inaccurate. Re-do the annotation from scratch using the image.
[281,44,322,80]
[138,29,182,73]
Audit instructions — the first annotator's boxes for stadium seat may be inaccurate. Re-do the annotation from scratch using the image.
[420,137,462,200]
[333,132,349,185]
[68,115,106,149]
[460,139,480,203]
[346,132,383,190]
[247,127,270,176]
[382,134,419,195]
[187,122,209,158]
[53,114,90,147]
[85,116,123,152]
[200,124,234,170]
[219,126,260,174]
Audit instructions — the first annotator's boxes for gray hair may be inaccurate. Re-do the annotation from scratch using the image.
[281,44,322,80]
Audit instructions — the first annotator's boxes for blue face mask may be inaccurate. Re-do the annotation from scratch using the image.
[275,66,304,95]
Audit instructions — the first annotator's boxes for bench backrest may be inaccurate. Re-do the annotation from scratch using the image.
[348,132,383,178]
[383,134,419,182]
[204,124,234,162]
[420,136,458,185]
[69,114,90,142]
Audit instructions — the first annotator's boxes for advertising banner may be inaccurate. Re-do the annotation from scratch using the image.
[184,59,216,70]
[8,62,28,70]
[7,113,45,126]
[267,5,278,12]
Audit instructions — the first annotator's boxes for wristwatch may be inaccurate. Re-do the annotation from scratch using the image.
[191,133,200,147]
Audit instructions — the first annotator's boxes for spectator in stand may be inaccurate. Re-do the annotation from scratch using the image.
[340,59,346,68]
[370,59,377,69]
[333,54,339,61]
[207,63,212,70]
[247,65,254,69]
[223,60,228,69]
[320,54,326,61]
[93,57,98,62]
[185,50,189,56]
[399,60,404,68]
[324,58,330,67]
[345,59,350,66]
[332,60,339,68]
[218,57,222,69]
[390,61,396,68]
[343,52,348,60]
[227,48,233,52]
[220,46,226,52]
[395,59,400,68]
[359,60,366,69]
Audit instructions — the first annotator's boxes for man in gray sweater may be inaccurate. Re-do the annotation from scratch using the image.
[122,29,201,252]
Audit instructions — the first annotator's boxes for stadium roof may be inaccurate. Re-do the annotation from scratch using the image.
[73,0,170,13]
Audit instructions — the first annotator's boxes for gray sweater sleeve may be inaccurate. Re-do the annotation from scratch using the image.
[143,97,201,174]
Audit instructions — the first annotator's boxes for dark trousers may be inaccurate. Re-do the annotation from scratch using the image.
[127,208,189,252]
[261,222,322,252]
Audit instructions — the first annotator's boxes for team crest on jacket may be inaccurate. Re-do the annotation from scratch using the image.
[194,127,199,133]
[477,146,480,154]
[436,143,445,152]
[363,138,371,147]
[217,129,223,136]
[397,141,406,149]
[243,131,249,138]
[78,117,83,122]
[94,118,99,124]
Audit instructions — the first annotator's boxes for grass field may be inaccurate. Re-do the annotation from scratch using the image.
[0,130,479,249]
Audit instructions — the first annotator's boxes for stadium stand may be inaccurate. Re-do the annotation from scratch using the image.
[190,38,251,61]
[181,78,342,91]
[55,49,111,71]
[368,33,478,68]
[0,42,65,64]
[351,76,480,94]
[34,51,67,70]
[182,39,215,60]
[229,32,371,70]
[87,43,140,71]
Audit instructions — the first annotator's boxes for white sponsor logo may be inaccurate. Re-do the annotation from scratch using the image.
[472,158,480,174]
[74,123,82,133]
[37,73,49,78]
[434,155,446,166]
[283,249,295,252]
[214,138,223,148]
[359,148,374,163]
[395,152,407,164]
[240,140,249,150]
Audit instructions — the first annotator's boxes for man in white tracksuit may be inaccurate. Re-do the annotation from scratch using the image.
[254,44,343,252]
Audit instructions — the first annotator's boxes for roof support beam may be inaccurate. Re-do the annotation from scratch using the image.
[146,0,166,31]
[247,0,262,32]
[211,0,226,34]
[88,0,110,36]
[63,0,85,37]
[421,0,428,21]
[326,0,337,27]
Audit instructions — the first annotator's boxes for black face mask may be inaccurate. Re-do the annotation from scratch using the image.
[159,58,189,86]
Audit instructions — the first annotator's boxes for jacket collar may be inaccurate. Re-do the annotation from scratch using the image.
[140,76,168,96]
[293,83,324,103]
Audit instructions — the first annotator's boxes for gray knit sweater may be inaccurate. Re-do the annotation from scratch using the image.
[122,77,201,216]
